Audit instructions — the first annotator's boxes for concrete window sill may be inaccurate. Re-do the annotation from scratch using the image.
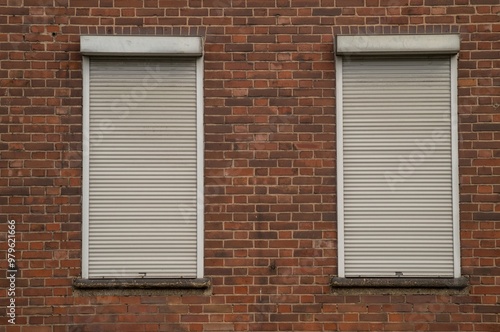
[331,277,468,289]
[73,278,211,293]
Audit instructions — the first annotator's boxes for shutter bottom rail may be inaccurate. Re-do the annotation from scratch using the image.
[73,277,211,290]
[331,277,468,289]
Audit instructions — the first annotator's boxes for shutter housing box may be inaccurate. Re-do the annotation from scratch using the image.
[336,34,460,55]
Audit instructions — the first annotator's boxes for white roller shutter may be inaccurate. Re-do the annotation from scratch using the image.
[338,56,456,277]
[87,58,199,278]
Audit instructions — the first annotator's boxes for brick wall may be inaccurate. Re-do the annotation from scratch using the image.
[1,0,499,331]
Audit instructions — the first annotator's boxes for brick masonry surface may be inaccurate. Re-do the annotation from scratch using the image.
[1,0,499,331]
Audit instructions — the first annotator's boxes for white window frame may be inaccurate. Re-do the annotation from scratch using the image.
[81,36,204,279]
[335,34,461,278]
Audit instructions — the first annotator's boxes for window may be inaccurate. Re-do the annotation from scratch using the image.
[81,36,204,279]
[336,35,460,278]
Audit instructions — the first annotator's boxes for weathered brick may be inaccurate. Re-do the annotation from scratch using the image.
[0,0,497,330]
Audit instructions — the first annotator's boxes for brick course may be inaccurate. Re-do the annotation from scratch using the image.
[1,0,499,331]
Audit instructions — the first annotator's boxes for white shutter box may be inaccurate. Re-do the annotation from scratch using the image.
[340,56,455,277]
[87,58,198,278]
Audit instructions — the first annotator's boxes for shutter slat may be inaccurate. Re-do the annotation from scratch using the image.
[341,56,454,278]
[88,57,198,278]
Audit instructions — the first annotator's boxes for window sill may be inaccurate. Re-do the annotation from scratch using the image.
[73,278,212,296]
[331,277,468,289]
[74,277,211,289]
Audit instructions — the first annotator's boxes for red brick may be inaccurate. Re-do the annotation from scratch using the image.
[0,0,497,330]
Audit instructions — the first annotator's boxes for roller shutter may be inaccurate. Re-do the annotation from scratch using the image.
[87,58,198,278]
[339,56,455,277]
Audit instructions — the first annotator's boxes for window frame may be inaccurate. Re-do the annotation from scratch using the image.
[335,34,461,279]
[81,36,204,280]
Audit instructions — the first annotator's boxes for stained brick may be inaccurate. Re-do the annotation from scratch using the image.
[0,187,30,196]
[312,8,341,16]
[473,123,500,131]
[474,305,500,313]
[474,212,500,221]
